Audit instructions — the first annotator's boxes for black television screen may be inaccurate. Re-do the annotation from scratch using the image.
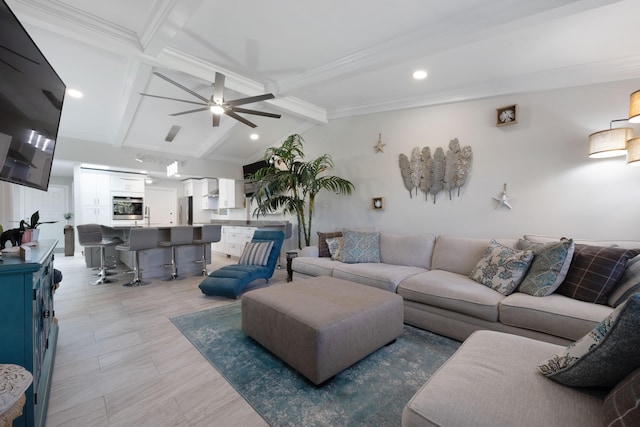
[242,160,268,196]
[0,0,65,192]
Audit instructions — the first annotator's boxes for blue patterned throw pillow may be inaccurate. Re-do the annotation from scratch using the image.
[516,238,574,297]
[538,292,640,387]
[341,230,380,264]
[469,239,534,295]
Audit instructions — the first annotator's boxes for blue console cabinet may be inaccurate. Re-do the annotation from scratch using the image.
[0,240,58,427]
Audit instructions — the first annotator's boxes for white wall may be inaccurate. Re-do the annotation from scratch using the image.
[297,79,640,242]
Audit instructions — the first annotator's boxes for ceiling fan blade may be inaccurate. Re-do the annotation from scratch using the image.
[226,93,275,107]
[232,107,281,119]
[213,72,225,105]
[140,93,207,106]
[212,114,221,127]
[169,107,210,116]
[152,72,210,103]
[226,110,257,128]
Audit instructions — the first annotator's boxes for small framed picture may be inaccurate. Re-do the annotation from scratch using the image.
[496,104,518,127]
[372,197,384,210]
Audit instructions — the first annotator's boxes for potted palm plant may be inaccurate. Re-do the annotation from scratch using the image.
[249,134,355,249]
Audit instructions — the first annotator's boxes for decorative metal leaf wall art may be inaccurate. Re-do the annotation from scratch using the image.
[419,147,431,197]
[398,138,472,204]
[399,154,415,197]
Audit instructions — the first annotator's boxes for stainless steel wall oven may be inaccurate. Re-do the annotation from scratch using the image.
[112,196,143,220]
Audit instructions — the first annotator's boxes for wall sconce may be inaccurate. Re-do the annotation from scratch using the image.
[588,121,633,158]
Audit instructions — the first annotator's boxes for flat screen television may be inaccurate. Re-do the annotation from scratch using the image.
[242,160,269,196]
[0,0,65,192]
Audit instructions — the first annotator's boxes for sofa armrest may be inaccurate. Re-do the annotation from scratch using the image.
[300,245,319,257]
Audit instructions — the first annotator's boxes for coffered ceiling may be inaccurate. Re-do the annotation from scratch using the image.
[6,0,640,175]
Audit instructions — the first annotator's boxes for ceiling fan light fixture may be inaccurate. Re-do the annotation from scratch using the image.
[210,105,224,115]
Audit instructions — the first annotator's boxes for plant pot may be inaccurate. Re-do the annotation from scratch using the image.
[22,229,32,244]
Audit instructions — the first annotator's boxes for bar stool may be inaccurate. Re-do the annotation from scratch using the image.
[158,226,194,280]
[116,228,159,287]
[76,224,122,285]
[192,224,222,276]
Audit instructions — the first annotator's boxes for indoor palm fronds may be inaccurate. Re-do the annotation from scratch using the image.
[249,134,354,249]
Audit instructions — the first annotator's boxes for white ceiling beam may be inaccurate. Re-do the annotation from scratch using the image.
[110,60,153,147]
[139,0,206,56]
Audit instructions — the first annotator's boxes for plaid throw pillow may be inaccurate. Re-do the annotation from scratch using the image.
[238,241,273,266]
[557,244,640,304]
[603,367,640,426]
[317,231,342,257]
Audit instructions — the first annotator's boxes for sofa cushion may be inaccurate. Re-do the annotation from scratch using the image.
[608,254,640,307]
[332,262,425,293]
[516,238,574,297]
[524,234,640,249]
[402,331,605,427]
[397,270,505,322]
[317,231,342,257]
[431,235,518,276]
[379,232,435,269]
[499,292,613,341]
[603,367,640,427]
[469,240,534,296]
[557,244,639,304]
[341,230,380,264]
[291,256,339,277]
[538,293,640,387]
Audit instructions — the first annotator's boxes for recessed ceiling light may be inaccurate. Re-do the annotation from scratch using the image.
[412,70,428,80]
[67,88,83,98]
[250,133,259,140]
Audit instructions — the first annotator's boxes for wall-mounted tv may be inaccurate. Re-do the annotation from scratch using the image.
[0,0,65,192]
[242,160,268,196]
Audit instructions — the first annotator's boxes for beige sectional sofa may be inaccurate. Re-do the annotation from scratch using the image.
[292,231,640,426]
[292,232,640,345]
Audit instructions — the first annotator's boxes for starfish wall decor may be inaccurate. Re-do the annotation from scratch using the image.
[374,133,385,153]
[493,183,515,209]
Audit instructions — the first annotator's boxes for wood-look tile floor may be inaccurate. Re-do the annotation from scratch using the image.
[46,252,281,427]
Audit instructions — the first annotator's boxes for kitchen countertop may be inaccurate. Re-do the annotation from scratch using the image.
[208,220,290,227]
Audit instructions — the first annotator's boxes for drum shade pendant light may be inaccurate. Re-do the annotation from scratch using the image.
[629,90,640,123]
[626,137,640,165]
[588,121,633,158]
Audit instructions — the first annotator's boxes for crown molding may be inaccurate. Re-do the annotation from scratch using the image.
[9,0,142,49]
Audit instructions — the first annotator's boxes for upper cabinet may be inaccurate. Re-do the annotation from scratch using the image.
[110,173,145,194]
[218,178,244,209]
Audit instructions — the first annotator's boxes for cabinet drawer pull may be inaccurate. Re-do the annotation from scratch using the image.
[42,310,50,319]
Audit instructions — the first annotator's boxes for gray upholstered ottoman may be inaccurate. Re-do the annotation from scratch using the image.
[241,276,404,385]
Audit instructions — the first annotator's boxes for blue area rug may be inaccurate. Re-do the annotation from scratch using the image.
[171,302,460,427]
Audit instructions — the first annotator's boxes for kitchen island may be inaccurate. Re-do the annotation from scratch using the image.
[85,221,291,279]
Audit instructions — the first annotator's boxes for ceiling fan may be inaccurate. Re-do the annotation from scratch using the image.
[140,71,281,128]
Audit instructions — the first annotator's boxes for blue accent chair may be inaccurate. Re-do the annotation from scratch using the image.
[198,230,285,298]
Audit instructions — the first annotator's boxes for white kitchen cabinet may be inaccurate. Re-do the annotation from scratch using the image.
[218,179,244,209]
[224,226,256,257]
[110,173,144,193]
[78,170,111,224]
[183,179,195,197]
